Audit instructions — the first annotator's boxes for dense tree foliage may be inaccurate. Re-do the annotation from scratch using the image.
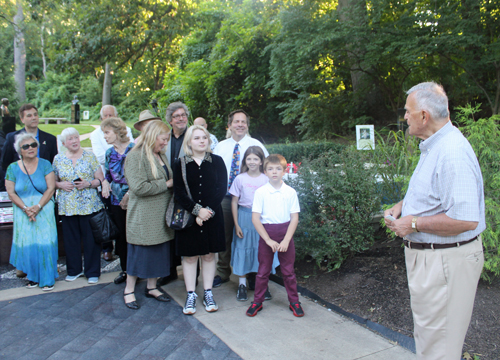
[0,0,498,140]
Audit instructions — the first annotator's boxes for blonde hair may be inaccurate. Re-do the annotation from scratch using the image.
[133,120,170,179]
[101,117,130,143]
[182,125,212,157]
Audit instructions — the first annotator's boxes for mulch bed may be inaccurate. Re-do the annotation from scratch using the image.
[291,230,500,360]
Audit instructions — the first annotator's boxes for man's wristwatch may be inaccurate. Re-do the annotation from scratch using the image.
[411,216,419,232]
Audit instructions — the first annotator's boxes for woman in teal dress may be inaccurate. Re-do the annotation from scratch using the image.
[5,133,58,291]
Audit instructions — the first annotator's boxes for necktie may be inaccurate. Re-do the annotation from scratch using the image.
[228,143,240,191]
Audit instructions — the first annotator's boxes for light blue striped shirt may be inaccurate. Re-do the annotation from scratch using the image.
[402,121,485,244]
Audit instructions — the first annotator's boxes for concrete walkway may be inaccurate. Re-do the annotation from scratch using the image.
[0,271,415,359]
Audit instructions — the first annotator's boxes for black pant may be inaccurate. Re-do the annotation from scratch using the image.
[109,204,127,271]
[61,214,101,278]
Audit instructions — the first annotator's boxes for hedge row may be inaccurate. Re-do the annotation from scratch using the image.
[265,142,346,163]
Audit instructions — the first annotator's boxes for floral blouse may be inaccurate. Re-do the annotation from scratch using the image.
[53,150,103,216]
[105,143,134,206]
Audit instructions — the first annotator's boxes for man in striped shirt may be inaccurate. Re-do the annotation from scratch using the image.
[385,82,485,360]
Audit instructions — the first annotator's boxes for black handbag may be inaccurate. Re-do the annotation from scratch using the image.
[89,197,119,244]
[166,157,195,230]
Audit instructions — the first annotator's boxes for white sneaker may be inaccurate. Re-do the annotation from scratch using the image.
[65,272,84,282]
[203,290,218,312]
[183,292,197,315]
[88,277,99,284]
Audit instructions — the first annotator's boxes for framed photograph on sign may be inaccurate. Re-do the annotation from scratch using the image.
[83,111,90,120]
[356,125,375,150]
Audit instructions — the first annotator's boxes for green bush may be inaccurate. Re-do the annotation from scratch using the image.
[456,105,500,280]
[371,130,420,205]
[266,142,346,163]
[288,146,381,271]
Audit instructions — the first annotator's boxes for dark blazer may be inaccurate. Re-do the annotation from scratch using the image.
[1,128,58,170]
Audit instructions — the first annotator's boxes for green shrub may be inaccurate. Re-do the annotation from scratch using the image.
[456,104,500,280]
[266,142,346,163]
[371,130,420,205]
[288,146,381,271]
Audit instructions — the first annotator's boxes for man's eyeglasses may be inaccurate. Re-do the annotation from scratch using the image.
[172,113,187,120]
[21,142,38,150]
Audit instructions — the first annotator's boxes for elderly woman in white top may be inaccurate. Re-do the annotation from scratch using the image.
[53,128,108,284]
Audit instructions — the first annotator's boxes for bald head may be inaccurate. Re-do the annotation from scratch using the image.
[193,117,207,129]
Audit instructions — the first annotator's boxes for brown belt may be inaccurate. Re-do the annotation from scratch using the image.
[403,236,478,250]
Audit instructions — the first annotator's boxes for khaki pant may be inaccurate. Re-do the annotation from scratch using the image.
[405,237,484,360]
[216,196,234,279]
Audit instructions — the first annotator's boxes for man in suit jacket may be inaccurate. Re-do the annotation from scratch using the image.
[1,104,58,171]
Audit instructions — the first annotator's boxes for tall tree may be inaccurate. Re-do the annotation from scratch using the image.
[13,0,26,101]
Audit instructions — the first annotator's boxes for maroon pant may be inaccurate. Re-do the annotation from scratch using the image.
[254,222,299,304]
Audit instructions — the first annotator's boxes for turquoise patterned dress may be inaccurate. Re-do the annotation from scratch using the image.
[7,159,58,287]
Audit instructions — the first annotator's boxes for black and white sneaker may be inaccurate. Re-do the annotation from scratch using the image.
[203,289,218,312]
[26,281,38,288]
[183,292,197,315]
[236,284,248,301]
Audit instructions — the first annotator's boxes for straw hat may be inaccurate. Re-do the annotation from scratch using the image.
[134,110,161,131]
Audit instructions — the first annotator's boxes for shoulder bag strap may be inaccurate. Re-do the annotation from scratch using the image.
[180,157,193,200]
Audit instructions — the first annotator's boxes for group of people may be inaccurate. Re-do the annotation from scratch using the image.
[4,81,488,359]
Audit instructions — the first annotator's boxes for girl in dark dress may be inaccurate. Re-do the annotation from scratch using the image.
[173,125,227,315]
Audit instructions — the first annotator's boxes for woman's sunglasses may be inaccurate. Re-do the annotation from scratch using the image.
[21,142,38,150]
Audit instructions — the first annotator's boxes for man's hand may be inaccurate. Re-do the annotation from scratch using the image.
[386,215,414,238]
[384,201,403,227]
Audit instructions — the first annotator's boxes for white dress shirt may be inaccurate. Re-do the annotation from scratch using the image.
[252,182,300,224]
[214,135,269,183]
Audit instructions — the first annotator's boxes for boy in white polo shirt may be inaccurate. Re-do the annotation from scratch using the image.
[246,154,303,317]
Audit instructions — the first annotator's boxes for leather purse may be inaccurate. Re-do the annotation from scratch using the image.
[89,196,119,244]
[166,157,195,230]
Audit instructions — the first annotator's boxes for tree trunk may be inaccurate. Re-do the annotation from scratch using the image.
[102,63,112,105]
[40,15,47,79]
[13,0,26,102]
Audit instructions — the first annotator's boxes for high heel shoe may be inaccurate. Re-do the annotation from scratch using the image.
[124,292,140,310]
[145,286,171,302]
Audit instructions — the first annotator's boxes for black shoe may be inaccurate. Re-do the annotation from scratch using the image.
[236,284,248,301]
[124,292,139,310]
[247,273,256,290]
[157,272,178,286]
[145,287,171,302]
[213,275,229,288]
[114,271,127,285]
[289,302,304,317]
[246,302,262,317]
[264,287,272,301]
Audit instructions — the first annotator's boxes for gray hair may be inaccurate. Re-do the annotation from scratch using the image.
[100,105,118,119]
[60,127,80,144]
[14,133,39,155]
[165,102,189,124]
[406,82,449,121]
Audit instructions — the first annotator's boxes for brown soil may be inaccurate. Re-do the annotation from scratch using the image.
[292,231,500,360]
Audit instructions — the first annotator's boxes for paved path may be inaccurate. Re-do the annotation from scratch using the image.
[0,270,415,359]
[79,125,99,141]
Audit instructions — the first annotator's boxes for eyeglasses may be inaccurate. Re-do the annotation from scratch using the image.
[172,113,187,120]
[21,142,38,150]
